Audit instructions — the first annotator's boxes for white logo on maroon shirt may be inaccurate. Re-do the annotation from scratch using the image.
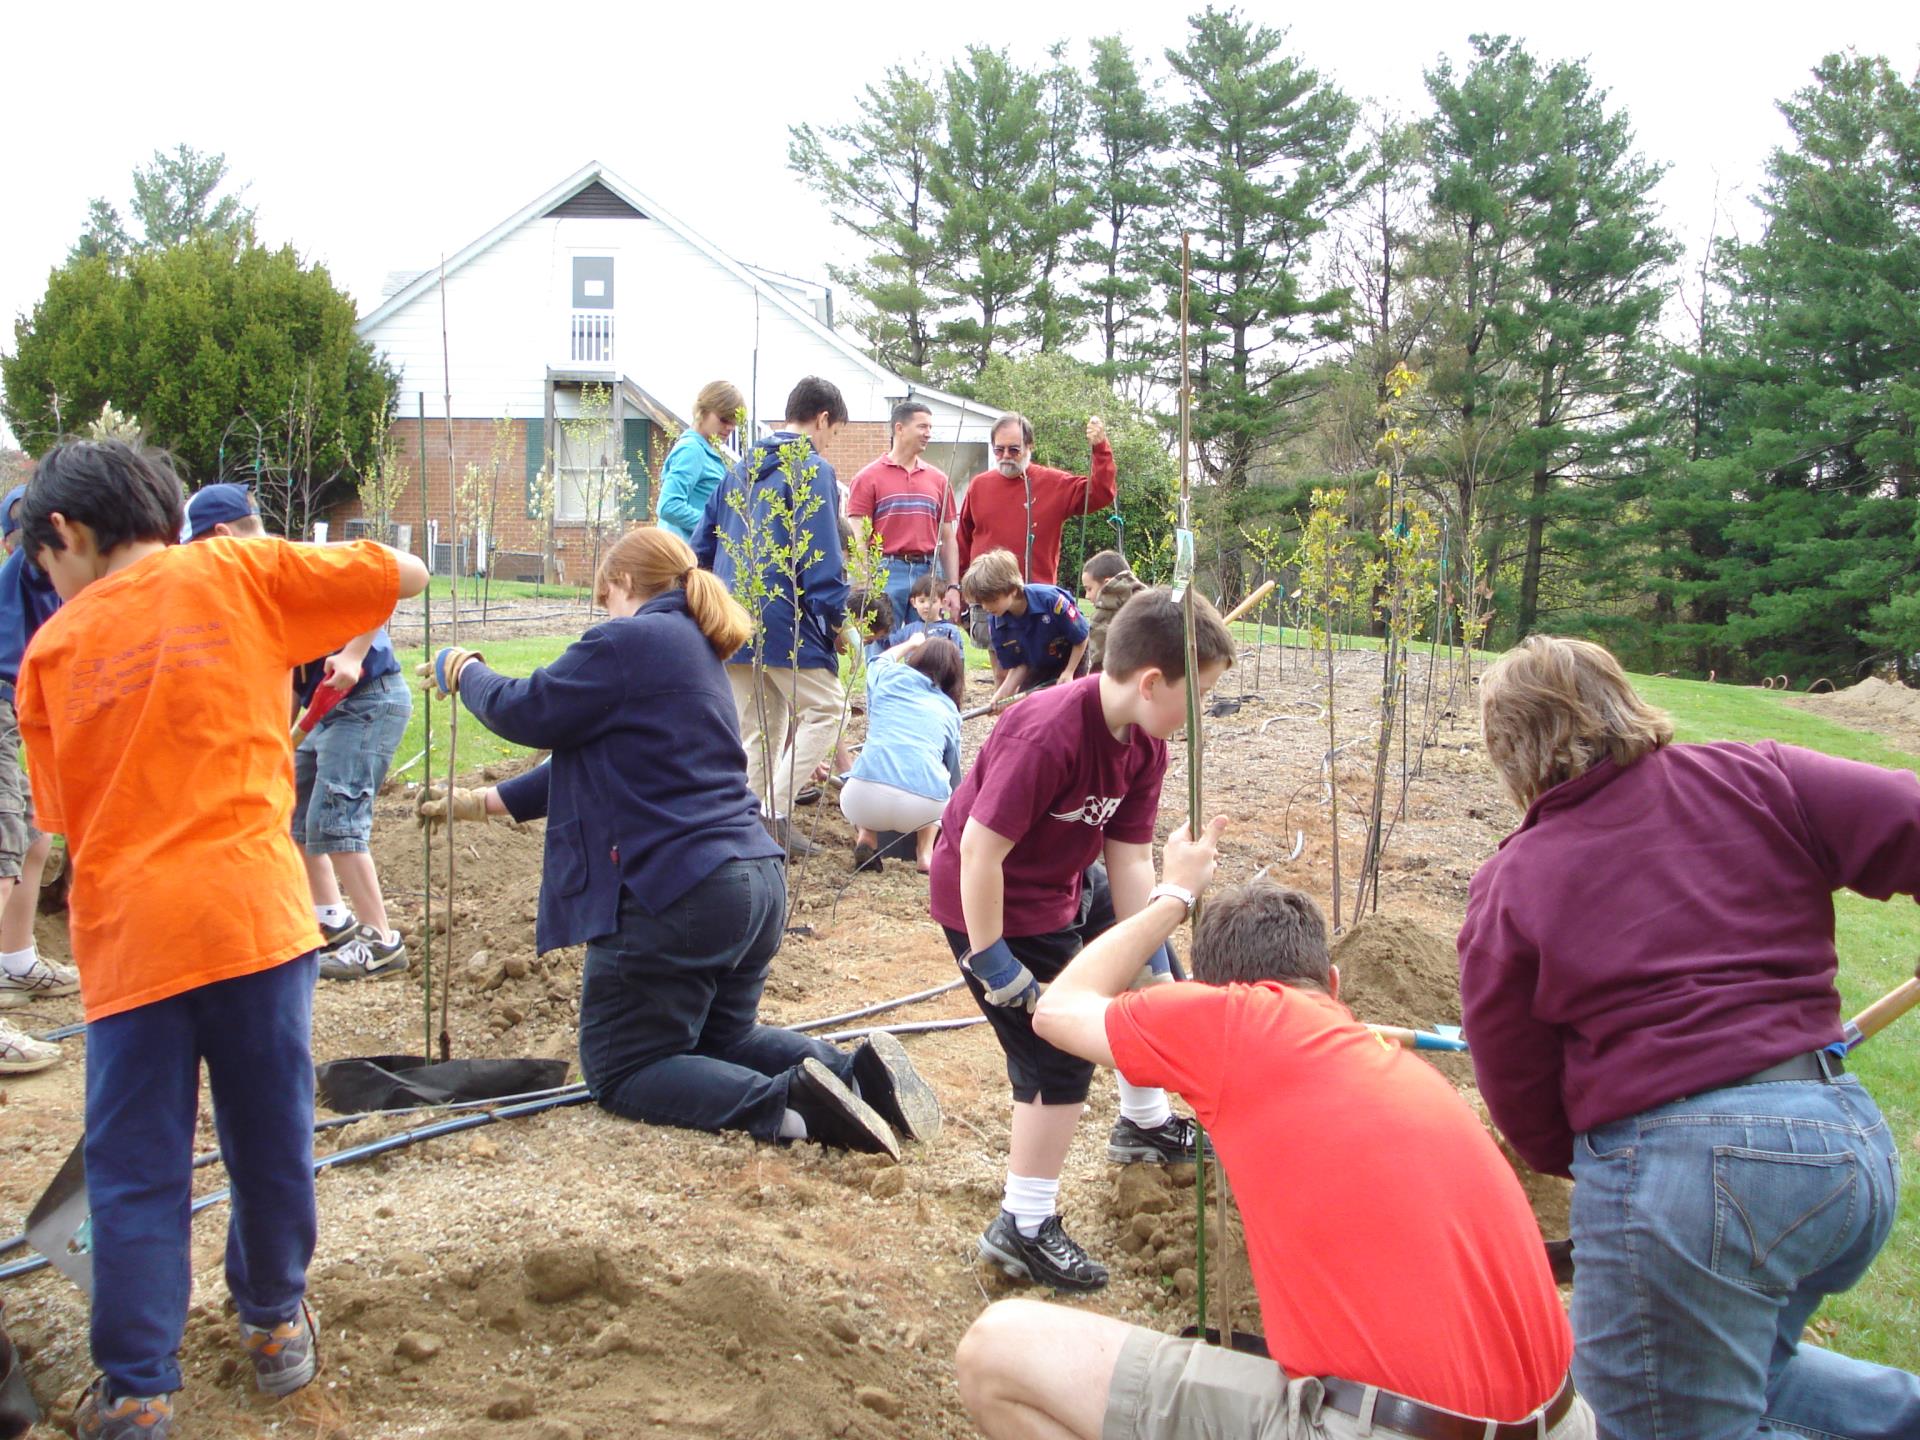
[1050,795,1124,827]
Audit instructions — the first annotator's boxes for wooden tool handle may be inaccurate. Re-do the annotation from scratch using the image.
[1221,580,1277,627]
[1846,976,1920,1046]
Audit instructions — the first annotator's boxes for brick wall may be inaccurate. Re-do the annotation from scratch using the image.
[816,422,890,497]
[326,416,666,584]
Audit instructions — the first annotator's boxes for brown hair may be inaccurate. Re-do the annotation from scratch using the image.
[961,548,1022,603]
[1082,549,1130,585]
[594,525,751,660]
[903,635,966,708]
[1478,635,1674,809]
[1192,880,1331,990]
[694,380,745,427]
[1103,587,1235,682]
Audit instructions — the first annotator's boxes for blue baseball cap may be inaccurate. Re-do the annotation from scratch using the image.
[0,485,25,540]
[183,482,259,541]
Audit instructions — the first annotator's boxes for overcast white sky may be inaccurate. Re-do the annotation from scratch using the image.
[3,1,1916,448]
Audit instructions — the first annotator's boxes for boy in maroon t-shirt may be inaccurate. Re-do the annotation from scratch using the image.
[929,588,1235,1290]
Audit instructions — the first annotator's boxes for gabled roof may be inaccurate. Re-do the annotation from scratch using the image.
[356,161,1001,427]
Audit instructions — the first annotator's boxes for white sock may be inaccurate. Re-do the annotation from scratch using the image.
[0,945,38,979]
[1116,1078,1172,1131]
[1003,1174,1060,1237]
[315,903,351,929]
[778,1110,808,1140]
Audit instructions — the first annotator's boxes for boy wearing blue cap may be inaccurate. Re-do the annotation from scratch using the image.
[0,484,74,1065]
[184,485,413,979]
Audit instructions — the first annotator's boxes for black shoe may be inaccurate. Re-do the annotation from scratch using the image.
[851,1031,941,1143]
[769,817,818,858]
[787,1058,900,1161]
[852,841,883,873]
[1107,1114,1199,1165]
[795,786,823,807]
[978,1211,1109,1292]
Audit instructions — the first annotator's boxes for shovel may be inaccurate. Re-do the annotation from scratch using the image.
[23,1141,92,1298]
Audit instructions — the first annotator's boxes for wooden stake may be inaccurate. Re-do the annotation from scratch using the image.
[417,391,434,1063]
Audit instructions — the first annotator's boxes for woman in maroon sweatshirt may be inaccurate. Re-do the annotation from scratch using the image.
[1459,636,1919,1440]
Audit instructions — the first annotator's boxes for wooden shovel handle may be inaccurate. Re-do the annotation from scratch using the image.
[1847,974,1920,1047]
[1221,580,1277,627]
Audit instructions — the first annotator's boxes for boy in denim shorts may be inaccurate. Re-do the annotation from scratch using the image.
[0,485,73,1070]
[184,485,413,979]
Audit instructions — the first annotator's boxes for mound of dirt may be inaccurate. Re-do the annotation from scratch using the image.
[1331,914,1463,1030]
[1787,675,1920,756]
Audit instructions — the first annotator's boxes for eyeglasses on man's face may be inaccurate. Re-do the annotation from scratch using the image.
[992,443,1026,458]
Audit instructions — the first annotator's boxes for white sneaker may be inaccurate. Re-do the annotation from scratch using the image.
[0,1018,61,1074]
[0,955,80,1008]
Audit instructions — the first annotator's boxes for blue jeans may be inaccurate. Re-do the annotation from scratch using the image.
[880,554,936,629]
[292,671,412,855]
[1570,1073,1920,1439]
[577,857,855,1139]
[85,954,319,1398]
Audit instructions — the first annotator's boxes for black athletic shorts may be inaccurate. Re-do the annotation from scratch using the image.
[943,864,1119,1105]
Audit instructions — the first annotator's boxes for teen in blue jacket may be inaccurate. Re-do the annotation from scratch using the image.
[420,525,937,1158]
[655,380,744,543]
[692,377,851,854]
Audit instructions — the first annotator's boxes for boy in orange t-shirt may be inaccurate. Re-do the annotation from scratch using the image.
[15,441,427,1438]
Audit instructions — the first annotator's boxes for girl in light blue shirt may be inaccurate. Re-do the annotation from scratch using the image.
[656,380,744,542]
[843,633,965,874]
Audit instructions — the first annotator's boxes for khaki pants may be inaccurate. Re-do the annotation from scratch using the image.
[1102,1328,1595,1440]
[729,663,845,820]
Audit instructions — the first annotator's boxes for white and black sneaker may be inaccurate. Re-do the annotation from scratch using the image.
[1107,1114,1200,1165]
[787,1058,900,1161]
[979,1211,1109,1292]
[315,913,357,957]
[850,1031,941,1144]
[317,926,409,981]
[0,954,80,1008]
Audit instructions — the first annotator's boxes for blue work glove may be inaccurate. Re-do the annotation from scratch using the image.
[961,938,1041,1013]
[1131,941,1176,990]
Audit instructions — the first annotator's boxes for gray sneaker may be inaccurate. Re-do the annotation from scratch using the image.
[73,1377,175,1439]
[317,926,409,981]
[239,1300,318,1397]
[0,954,80,1008]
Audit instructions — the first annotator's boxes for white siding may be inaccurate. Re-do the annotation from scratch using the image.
[363,212,912,428]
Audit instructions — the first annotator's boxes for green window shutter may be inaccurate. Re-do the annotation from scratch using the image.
[524,418,545,517]
[622,417,650,520]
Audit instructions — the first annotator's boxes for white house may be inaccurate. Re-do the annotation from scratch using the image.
[342,161,1002,577]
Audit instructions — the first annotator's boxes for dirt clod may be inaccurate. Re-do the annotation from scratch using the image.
[855,1386,904,1419]
[1331,914,1463,1030]
[487,1379,538,1421]
[394,1331,443,1362]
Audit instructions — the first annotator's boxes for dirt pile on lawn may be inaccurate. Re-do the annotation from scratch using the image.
[1788,675,1920,755]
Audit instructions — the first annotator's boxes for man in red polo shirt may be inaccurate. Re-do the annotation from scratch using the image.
[847,400,960,628]
[955,821,1588,1440]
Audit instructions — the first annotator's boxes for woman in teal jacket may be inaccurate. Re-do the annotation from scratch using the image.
[657,380,745,541]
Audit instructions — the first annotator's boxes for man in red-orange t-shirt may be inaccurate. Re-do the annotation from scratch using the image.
[956,413,1116,591]
[956,821,1589,1440]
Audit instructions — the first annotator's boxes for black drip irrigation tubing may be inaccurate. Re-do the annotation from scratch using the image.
[0,986,978,1282]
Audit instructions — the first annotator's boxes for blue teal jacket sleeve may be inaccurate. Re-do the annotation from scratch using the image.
[658,433,713,539]
[796,455,849,637]
[495,763,550,822]
[459,627,627,751]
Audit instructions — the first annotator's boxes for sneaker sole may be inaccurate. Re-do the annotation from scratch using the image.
[0,985,79,1006]
[249,1303,319,1397]
[796,1059,901,1162]
[318,957,409,982]
[976,1232,1109,1294]
[855,1032,941,1144]
[0,1055,60,1075]
[1106,1142,1191,1165]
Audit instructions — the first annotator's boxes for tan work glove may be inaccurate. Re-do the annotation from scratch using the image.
[415,645,485,699]
[416,784,490,833]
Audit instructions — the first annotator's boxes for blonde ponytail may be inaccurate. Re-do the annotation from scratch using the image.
[594,524,750,660]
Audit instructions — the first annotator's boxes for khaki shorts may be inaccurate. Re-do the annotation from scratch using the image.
[1102,1327,1596,1440]
[0,693,40,880]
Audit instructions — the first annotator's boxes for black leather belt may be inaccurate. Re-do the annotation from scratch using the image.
[1729,1049,1845,1087]
[890,550,934,565]
[1320,1371,1577,1440]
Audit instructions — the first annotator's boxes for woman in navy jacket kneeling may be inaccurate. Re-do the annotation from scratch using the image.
[421,526,937,1158]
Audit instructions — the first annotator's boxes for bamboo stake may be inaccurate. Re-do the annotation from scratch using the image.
[416,393,433,1063]
[436,259,459,1063]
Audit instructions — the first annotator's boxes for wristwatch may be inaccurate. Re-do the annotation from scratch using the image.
[1148,882,1196,917]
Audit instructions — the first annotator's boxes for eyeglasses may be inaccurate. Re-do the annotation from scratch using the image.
[992,444,1025,458]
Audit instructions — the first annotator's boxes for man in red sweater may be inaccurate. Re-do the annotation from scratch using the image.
[959,411,1114,588]
[957,820,1585,1440]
